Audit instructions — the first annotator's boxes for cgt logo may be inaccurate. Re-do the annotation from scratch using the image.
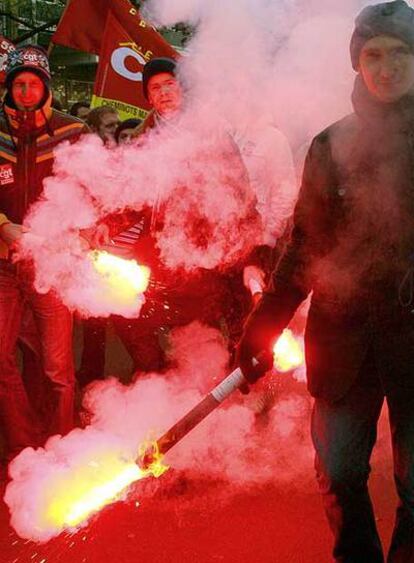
[111,46,147,82]
[0,163,14,186]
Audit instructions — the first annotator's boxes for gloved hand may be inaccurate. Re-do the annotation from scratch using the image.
[236,284,296,385]
[237,340,274,385]
[236,309,280,385]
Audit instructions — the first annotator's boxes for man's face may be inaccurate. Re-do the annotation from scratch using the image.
[11,71,45,110]
[97,111,119,142]
[147,72,182,117]
[359,35,414,103]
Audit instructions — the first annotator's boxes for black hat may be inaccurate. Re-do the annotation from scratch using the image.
[350,1,414,70]
[142,57,177,100]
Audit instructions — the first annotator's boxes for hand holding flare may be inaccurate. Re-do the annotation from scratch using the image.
[21,231,150,315]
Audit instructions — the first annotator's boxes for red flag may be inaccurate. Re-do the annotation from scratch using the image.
[92,10,177,120]
[52,0,175,58]
[0,36,15,84]
[52,0,177,119]
[90,6,177,120]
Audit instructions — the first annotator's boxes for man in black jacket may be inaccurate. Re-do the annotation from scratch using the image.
[238,2,414,561]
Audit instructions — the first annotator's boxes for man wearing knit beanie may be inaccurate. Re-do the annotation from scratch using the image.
[237,2,414,561]
[350,0,414,103]
[102,55,265,379]
[0,45,88,466]
[142,57,177,101]
[140,57,181,124]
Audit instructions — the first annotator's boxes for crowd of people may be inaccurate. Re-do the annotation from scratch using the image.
[0,45,293,456]
[2,1,414,560]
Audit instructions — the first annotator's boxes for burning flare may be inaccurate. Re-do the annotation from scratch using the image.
[46,456,143,529]
[273,329,304,373]
[15,442,168,539]
[91,250,150,304]
[46,443,167,532]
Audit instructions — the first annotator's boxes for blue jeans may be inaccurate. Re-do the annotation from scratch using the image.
[0,261,74,457]
[312,350,414,562]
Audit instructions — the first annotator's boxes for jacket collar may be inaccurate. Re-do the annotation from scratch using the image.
[352,74,414,133]
[4,92,53,135]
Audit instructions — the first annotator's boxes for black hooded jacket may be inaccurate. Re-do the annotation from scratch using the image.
[245,77,414,401]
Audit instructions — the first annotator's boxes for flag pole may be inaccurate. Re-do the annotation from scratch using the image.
[47,41,54,57]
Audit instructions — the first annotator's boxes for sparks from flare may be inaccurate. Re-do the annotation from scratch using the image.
[273,329,304,373]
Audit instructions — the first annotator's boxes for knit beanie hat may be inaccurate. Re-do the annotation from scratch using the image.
[0,36,15,85]
[5,44,51,90]
[142,57,177,100]
[350,1,414,70]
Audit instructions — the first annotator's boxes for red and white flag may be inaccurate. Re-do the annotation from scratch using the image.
[52,0,178,119]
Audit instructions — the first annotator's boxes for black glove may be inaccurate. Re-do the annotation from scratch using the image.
[237,343,274,385]
[236,285,299,384]
[236,312,280,384]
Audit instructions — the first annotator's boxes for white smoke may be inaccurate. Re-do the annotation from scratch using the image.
[142,0,376,149]
[21,0,394,317]
[21,116,263,317]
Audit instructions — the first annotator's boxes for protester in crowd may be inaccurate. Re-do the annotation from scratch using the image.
[76,106,121,388]
[115,118,141,145]
[0,45,87,462]
[69,100,90,121]
[86,105,119,145]
[99,57,262,374]
[232,118,298,418]
[238,2,414,560]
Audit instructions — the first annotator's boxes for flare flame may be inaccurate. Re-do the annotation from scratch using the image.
[90,250,150,304]
[43,443,167,532]
[273,329,304,373]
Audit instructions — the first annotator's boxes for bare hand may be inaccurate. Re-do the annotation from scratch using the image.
[92,223,111,248]
[79,224,111,249]
[243,265,265,296]
[0,223,26,246]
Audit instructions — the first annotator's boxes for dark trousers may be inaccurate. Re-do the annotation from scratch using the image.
[0,262,74,457]
[112,315,166,374]
[312,352,414,562]
[77,317,107,387]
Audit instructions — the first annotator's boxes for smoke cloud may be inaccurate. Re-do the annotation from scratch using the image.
[143,0,379,148]
[20,0,398,317]
[5,323,311,543]
[21,123,263,317]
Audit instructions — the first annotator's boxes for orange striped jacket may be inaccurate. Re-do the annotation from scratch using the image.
[0,96,87,258]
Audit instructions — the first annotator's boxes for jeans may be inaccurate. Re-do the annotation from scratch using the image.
[0,261,74,457]
[112,315,166,374]
[312,350,414,562]
[77,317,106,388]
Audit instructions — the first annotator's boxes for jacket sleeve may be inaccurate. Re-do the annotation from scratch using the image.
[0,213,10,259]
[240,134,332,351]
[223,135,264,270]
[0,213,9,228]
